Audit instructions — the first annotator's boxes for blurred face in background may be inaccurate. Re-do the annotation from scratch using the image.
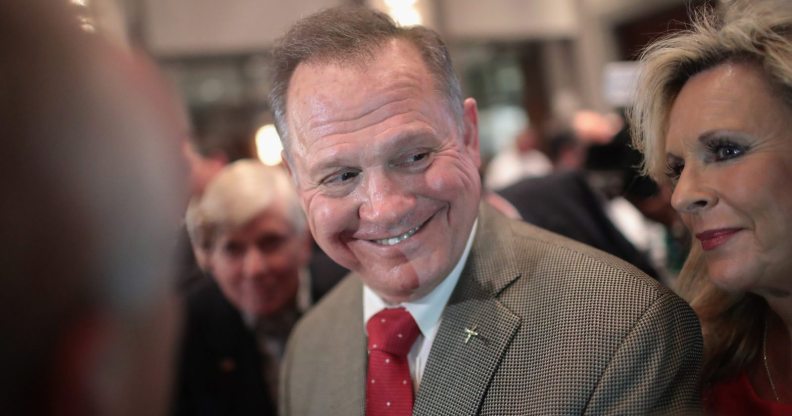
[209,203,310,317]
[665,62,792,296]
[284,40,481,304]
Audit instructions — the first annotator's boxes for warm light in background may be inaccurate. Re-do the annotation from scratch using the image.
[255,124,283,166]
[384,0,423,26]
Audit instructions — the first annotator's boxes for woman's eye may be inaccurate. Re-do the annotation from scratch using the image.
[708,140,747,161]
[665,159,684,183]
[715,144,742,160]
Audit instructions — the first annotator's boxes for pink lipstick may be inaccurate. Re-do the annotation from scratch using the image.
[695,229,741,251]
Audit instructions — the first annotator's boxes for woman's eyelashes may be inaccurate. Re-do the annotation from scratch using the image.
[665,135,751,183]
[665,155,684,183]
[704,136,749,162]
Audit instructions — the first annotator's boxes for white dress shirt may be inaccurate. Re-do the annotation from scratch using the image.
[363,219,477,391]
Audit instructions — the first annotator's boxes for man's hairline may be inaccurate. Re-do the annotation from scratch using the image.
[278,37,464,155]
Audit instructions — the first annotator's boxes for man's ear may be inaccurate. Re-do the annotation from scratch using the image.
[461,98,481,168]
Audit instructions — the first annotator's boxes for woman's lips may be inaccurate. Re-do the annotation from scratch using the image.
[695,228,742,251]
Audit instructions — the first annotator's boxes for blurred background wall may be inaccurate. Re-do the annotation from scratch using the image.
[86,0,711,164]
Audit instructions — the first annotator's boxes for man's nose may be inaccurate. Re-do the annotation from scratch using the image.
[670,166,717,214]
[358,170,416,225]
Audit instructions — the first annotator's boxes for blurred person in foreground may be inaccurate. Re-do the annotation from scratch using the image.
[174,160,311,415]
[0,0,188,414]
[271,6,702,415]
[630,0,792,412]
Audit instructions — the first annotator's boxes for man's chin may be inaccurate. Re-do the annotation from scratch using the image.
[365,272,444,303]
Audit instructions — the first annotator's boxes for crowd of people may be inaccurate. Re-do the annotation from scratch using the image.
[5,0,792,415]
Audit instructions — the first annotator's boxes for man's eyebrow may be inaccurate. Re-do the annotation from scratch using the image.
[305,127,439,174]
[382,128,438,149]
[308,152,350,178]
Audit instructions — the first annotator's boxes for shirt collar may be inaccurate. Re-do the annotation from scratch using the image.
[363,218,478,336]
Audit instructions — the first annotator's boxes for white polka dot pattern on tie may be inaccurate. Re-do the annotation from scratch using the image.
[365,307,420,416]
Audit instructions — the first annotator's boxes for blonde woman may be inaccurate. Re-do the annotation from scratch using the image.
[631,0,792,413]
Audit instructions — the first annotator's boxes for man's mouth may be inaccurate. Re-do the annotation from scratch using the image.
[371,223,422,246]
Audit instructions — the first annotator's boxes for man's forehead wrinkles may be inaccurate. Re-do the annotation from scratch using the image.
[305,95,418,140]
[304,72,424,116]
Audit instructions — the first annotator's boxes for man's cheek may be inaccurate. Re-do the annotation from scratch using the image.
[425,169,463,196]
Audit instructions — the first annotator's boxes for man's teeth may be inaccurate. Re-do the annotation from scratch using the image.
[373,225,420,246]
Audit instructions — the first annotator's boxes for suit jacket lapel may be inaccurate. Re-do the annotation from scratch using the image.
[414,204,522,415]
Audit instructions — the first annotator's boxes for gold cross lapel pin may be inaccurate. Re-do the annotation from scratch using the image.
[463,325,479,344]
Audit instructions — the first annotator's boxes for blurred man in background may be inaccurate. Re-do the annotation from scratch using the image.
[175,160,311,415]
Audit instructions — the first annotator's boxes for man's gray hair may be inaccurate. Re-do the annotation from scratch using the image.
[269,6,463,156]
[186,160,306,252]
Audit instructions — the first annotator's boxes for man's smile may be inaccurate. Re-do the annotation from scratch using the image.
[371,223,422,246]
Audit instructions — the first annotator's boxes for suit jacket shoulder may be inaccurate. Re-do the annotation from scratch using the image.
[414,204,702,415]
[281,205,702,416]
[280,275,367,416]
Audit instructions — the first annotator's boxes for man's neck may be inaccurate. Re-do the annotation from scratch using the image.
[363,217,478,335]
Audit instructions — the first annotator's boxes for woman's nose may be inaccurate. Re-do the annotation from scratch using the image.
[670,166,717,214]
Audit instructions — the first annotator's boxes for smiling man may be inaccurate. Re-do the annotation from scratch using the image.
[272,7,703,415]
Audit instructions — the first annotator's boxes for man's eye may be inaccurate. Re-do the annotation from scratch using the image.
[257,235,288,253]
[223,242,245,257]
[396,151,432,168]
[323,170,359,185]
[340,171,359,181]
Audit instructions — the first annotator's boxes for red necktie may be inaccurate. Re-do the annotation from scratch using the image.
[366,307,421,416]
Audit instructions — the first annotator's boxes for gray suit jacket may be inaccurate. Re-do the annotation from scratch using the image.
[281,204,702,415]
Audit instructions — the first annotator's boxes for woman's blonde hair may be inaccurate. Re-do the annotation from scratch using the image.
[629,0,792,383]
